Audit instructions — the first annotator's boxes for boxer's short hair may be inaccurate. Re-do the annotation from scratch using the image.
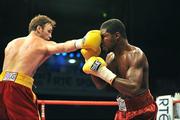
[100,19,127,39]
[28,15,56,33]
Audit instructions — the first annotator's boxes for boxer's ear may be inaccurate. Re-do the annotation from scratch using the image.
[36,25,42,33]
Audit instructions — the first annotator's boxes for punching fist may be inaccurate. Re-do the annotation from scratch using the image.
[75,30,101,52]
[83,56,116,85]
[106,52,115,64]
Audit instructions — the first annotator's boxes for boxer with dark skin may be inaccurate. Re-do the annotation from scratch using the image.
[84,19,157,119]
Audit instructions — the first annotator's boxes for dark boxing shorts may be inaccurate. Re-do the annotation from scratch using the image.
[114,90,157,120]
[0,71,40,120]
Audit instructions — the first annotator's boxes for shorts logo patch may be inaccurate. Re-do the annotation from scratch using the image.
[117,97,127,111]
[3,72,18,81]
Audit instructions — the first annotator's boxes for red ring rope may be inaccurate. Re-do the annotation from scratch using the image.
[37,99,180,120]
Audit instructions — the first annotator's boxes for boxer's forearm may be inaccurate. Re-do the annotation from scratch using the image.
[61,39,81,52]
[48,39,80,54]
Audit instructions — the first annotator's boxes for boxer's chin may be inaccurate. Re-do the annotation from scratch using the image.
[46,37,50,41]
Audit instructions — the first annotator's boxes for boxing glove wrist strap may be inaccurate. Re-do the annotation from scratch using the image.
[98,66,117,85]
[74,38,84,49]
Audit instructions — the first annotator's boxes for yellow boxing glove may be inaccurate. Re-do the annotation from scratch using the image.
[83,56,117,85]
[81,47,101,61]
[75,30,101,51]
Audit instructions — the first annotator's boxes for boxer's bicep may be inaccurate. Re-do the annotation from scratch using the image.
[126,66,143,88]
[126,54,145,89]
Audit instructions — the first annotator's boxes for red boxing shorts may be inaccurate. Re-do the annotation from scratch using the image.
[114,90,157,120]
[0,71,40,120]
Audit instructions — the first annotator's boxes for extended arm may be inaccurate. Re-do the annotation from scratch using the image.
[47,40,80,55]
[47,30,101,55]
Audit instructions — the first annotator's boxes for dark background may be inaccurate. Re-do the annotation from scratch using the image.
[0,0,179,119]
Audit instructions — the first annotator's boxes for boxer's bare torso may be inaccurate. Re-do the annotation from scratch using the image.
[3,35,50,77]
[108,45,149,98]
[3,23,77,77]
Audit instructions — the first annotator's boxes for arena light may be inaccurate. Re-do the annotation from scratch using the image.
[102,12,107,18]
[62,52,67,56]
[76,52,81,58]
[69,53,74,58]
[68,59,76,64]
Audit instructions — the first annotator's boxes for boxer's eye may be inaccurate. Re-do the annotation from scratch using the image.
[48,30,52,34]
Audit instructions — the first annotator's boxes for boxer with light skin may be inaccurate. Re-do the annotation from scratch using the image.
[82,19,158,119]
[0,14,101,120]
